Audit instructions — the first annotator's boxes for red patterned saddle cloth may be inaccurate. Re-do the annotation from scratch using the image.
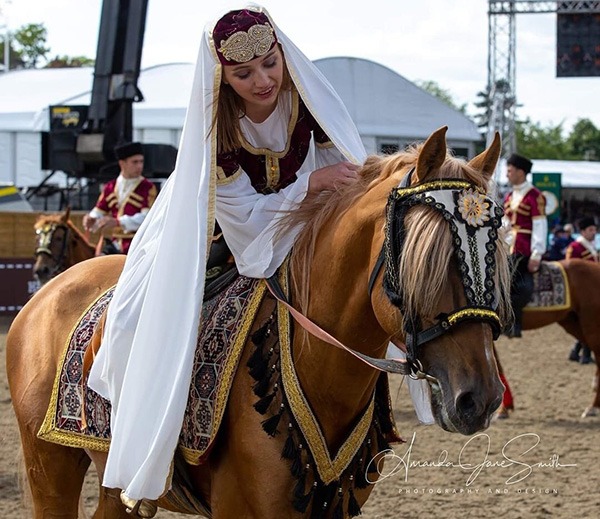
[525,261,570,311]
[38,274,266,462]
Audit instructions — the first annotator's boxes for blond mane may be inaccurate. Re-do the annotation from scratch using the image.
[286,144,511,328]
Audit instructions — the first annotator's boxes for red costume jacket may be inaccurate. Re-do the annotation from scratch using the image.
[94,177,157,253]
[504,186,546,257]
[566,240,598,262]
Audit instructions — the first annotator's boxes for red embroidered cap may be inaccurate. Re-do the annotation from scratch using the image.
[213,9,278,66]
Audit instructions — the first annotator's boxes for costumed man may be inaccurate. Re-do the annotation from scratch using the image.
[503,153,547,338]
[82,142,157,254]
[496,153,547,420]
[566,216,597,364]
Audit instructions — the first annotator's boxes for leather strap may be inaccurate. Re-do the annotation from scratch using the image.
[265,276,413,375]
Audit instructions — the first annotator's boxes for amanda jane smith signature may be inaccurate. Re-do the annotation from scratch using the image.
[369,432,577,486]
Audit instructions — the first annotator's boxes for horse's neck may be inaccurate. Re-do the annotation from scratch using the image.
[292,196,389,448]
[67,222,96,262]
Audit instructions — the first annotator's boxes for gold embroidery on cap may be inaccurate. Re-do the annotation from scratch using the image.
[218,23,275,63]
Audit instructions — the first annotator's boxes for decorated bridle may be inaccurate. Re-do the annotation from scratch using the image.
[369,168,504,371]
[266,167,504,380]
[35,222,71,276]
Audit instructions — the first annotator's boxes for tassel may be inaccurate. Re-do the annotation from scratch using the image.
[293,471,306,499]
[253,391,276,414]
[282,429,296,460]
[291,449,304,478]
[310,482,335,519]
[252,374,271,398]
[333,497,344,519]
[355,457,368,489]
[348,487,362,517]
[248,357,268,381]
[246,343,265,371]
[348,487,362,516]
[251,320,271,345]
[261,405,284,437]
[293,481,316,513]
[332,487,344,519]
[366,439,377,474]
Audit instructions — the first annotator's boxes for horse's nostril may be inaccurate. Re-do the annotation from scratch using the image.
[455,391,482,418]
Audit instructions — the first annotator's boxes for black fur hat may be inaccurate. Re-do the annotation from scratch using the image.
[507,153,532,174]
[578,217,596,231]
[114,141,144,160]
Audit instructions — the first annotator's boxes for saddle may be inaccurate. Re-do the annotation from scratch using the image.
[525,261,570,311]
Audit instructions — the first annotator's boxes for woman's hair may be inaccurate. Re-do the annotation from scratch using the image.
[211,45,293,154]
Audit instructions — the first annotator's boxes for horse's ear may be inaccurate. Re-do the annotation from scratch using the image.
[413,126,448,183]
[467,132,501,181]
[63,206,71,222]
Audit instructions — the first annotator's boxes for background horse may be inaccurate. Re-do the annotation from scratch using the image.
[7,127,510,518]
[522,259,600,417]
[33,208,96,284]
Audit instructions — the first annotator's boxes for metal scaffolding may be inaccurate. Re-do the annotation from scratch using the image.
[486,0,600,157]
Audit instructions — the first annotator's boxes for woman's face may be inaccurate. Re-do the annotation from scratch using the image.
[222,45,285,122]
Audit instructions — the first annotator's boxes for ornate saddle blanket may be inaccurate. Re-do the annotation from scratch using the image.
[38,274,266,459]
[525,261,570,311]
[38,262,401,518]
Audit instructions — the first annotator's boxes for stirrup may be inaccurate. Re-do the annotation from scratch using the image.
[120,491,158,518]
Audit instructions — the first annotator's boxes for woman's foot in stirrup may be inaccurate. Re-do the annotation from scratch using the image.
[120,490,158,518]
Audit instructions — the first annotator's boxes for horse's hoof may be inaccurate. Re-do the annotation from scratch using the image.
[120,491,158,518]
[581,406,600,418]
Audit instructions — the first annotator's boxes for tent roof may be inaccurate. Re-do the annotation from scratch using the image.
[314,57,481,142]
[1,58,480,140]
[497,158,600,189]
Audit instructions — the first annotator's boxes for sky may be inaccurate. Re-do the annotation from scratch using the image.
[2,0,599,133]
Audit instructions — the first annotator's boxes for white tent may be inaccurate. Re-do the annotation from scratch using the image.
[0,58,505,188]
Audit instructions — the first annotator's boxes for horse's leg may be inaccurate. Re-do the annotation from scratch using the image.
[18,430,90,518]
[86,450,139,519]
[205,300,297,518]
[565,308,600,417]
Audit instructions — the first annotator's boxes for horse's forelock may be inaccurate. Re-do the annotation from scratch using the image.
[287,148,507,323]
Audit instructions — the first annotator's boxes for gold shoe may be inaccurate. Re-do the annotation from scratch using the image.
[120,491,158,518]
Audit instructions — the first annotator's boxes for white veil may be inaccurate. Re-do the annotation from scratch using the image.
[88,3,367,500]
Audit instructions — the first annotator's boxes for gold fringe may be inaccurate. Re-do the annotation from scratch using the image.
[37,287,115,451]
[180,280,267,465]
[278,260,374,484]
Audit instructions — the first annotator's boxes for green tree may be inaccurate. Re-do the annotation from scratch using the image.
[566,118,600,160]
[12,23,49,68]
[45,55,95,68]
[415,80,467,114]
[515,118,572,160]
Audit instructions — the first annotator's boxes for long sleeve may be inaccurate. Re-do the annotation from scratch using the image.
[530,217,548,260]
[119,210,149,232]
[216,169,312,278]
[216,142,347,278]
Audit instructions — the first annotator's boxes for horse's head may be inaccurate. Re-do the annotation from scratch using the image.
[33,208,92,284]
[370,127,509,434]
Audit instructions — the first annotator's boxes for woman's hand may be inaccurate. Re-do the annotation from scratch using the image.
[308,162,360,193]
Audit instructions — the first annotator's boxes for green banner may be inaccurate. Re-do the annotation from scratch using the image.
[533,172,562,225]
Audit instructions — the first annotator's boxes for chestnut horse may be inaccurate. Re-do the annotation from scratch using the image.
[7,128,510,518]
[33,208,96,284]
[522,259,600,417]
